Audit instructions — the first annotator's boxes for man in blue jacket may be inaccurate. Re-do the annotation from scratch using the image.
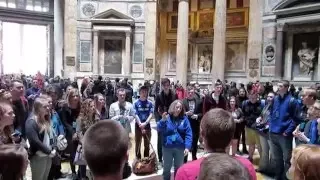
[269,80,301,180]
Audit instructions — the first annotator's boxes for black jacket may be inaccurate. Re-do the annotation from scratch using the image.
[25,118,52,156]
[154,89,178,121]
[183,97,203,126]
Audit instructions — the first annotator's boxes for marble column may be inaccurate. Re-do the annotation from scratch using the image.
[54,0,63,77]
[92,31,99,74]
[176,0,189,87]
[275,23,286,79]
[124,32,131,76]
[212,0,227,83]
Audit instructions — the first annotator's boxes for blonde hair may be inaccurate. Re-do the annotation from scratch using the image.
[168,100,185,118]
[32,97,51,133]
[66,88,81,108]
[292,144,320,180]
[0,90,12,103]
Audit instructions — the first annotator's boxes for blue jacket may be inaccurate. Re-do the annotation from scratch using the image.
[270,94,301,135]
[307,119,319,145]
[157,115,192,150]
[51,111,65,136]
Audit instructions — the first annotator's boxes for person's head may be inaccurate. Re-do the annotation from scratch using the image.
[203,88,209,95]
[9,80,24,99]
[94,93,105,109]
[80,99,96,118]
[32,79,39,88]
[0,102,15,130]
[288,144,320,180]
[238,87,247,97]
[302,88,317,106]
[277,80,290,95]
[168,100,185,118]
[161,78,171,93]
[45,85,58,104]
[187,86,195,99]
[200,109,235,152]
[66,85,73,93]
[0,89,12,104]
[66,88,80,108]
[32,97,51,132]
[83,120,129,179]
[214,81,223,95]
[306,101,320,120]
[38,94,53,112]
[0,144,29,180]
[199,153,250,180]
[139,86,149,100]
[247,89,258,104]
[228,96,237,110]
[116,88,126,103]
[267,92,275,104]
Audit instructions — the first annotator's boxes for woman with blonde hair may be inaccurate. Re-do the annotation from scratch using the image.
[58,88,80,178]
[76,98,99,179]
[294,101,320,145]
[157,99,192,180]
[94,93,106,120]
[0,101,15,145]
[287,144,320,180]
[26,97,56,180]
[0,89,12,104]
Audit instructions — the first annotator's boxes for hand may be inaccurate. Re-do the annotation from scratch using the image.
[139,122,146,129]
[72,133,78,141]
[282,132,288,137]
[11,135,21,143]
[184,149,189,156]
[191,114,198,120]
[297,132,309,143]
[293,128,300,137]
[186,111,193,116]
[49,149,56,158]
[256,117,262,124]
[162,112,168,121]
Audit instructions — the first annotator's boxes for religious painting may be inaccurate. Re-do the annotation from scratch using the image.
[226,8,248,29]
[198,44,212,74]
[225,41,247,72]
[104,39,122,74]
[197,10,214,30]
[168,42,177,72]
[198,0,215,10]
[292,32,319,78]
[167,13,195,32]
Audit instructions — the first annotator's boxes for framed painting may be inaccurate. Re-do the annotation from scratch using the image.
[226,8,249,29]
[225,41,247,72]
[168,42,177,72]
[198,0,215,10]
[197,44,212,74]
[104,39,123,74]
[167,12,195,32]
[196,10,214,30]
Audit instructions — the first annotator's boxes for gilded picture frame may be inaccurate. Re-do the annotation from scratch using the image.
[196,10,214,30]
[227,8,249,29]
[167,12,195,32]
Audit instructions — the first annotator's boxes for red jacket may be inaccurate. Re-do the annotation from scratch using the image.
[176,87,186,100]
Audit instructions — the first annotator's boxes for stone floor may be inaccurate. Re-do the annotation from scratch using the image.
[25,120,274,180]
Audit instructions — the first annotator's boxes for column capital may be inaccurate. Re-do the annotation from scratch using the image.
[277,23,287,32]
[125,32,131,37]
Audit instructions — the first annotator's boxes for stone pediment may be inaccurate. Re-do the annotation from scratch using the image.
[91,9,134,25]
[273,0,320,15]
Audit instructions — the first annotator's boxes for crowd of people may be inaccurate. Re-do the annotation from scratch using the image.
[0,73,320,180]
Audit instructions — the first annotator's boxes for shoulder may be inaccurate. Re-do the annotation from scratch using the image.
[110,102,118,108]
[234,156,256,179]
[126,102,133,107]
[176,159,202,180]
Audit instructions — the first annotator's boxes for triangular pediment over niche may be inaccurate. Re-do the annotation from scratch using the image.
[91,9,133,20]
[273,0,320,11]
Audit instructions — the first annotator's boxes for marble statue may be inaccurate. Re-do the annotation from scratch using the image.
[297,42,318,75]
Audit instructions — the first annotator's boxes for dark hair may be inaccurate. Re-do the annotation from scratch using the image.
[280,80,290,88]
[83,120,129,177]
[199,153,250,180]
[139,85,149,92]
[161,78,170,85]
[0,144,27,180]
[116,88,126,95]
[200,109,235,152]
[227,96,239,110]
